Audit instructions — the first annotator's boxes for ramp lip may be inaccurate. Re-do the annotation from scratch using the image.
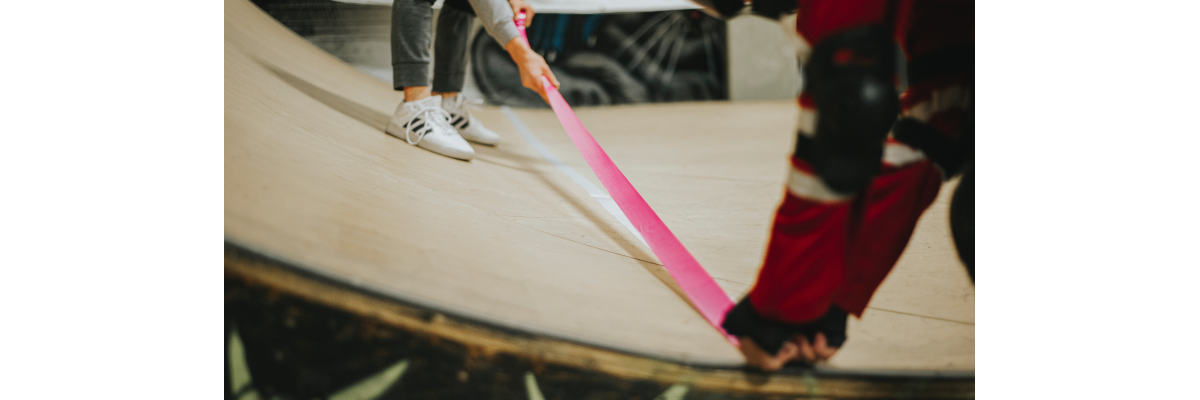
[225,239,975,381]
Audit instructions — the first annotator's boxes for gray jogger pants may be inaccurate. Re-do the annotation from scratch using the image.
[391,0,520,91]
[391,1,470,91]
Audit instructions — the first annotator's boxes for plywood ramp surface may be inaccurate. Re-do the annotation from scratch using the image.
[225,0,973,370]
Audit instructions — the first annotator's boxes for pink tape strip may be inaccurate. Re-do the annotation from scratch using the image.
[515,14,738,345]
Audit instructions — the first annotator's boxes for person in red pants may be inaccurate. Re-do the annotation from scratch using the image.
[694,0,974,371]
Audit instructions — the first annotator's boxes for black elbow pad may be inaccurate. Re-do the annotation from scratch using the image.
[802,25,900,195]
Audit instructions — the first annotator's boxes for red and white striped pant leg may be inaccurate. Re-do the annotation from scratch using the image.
[747,156,854,323]
[831,145,943,315]
[825,0,974,315]
[748,147,943,321]
[745,0,962,322]
[744,0,896,324]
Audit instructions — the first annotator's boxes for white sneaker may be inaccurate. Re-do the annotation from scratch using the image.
[386,96,475,161]
[441,95,500,146]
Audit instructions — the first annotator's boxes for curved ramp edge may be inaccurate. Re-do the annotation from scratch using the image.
[226,242,974,399]
[224,0,974,385]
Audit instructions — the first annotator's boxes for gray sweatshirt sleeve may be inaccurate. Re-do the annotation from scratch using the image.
[466,0,521,47]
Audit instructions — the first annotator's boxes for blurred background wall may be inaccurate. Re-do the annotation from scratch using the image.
[248,0,801,106]
[726,15,801,101]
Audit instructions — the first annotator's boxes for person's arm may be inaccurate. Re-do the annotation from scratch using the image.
[502,36,559,101]
[465,0,520,47]
[466,0,559,100]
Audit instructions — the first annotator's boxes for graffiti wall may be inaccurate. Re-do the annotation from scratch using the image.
[248,0,729,107]
[472,11,728,107]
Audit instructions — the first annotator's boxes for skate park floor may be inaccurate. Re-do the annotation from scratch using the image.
[225,0,973,374]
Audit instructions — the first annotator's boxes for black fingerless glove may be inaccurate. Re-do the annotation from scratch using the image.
[721,297,848,355]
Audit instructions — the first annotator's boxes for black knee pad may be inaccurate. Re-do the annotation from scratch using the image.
[802,25,899,194]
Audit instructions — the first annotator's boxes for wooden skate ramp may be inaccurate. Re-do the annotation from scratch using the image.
[225,0,973,394]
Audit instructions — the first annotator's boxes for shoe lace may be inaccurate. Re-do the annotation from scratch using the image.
[404,107,453,145]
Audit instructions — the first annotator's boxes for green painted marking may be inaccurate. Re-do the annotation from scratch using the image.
[525,372,546,400]
[228,326,410,400]
[329,359,411,400]
[227,328,262,400]
[654,383,690,400]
